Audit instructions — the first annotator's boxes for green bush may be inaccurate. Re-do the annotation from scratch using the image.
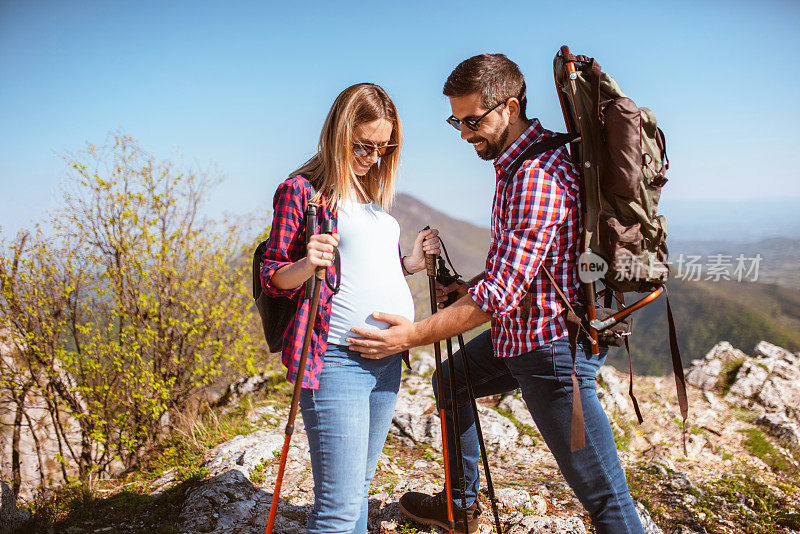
[0,132,265,487]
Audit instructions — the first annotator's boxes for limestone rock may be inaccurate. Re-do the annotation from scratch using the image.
[635,500,664,534]
[753,341,797,362]
[177,469,310,533]
[755,412,800,449]
[530,494,549,516]
[203,429,296,479]
[476,405,520,451]
[721,341,800,422]
[726,359,770,400]
[495,487,532,510]
[685,341,747,391]
[1,480,29,534]
[391,411,442,450]
[212,372,281,407]
[149,468,179,497]
[498,391,535,429]
[597,365,631,413]
[412,351,435,377]
[506,515,587,534]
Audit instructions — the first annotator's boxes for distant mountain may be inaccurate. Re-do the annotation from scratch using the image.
[464,198,800,242]
[392,194,800,376]
[608,278,800,376]
[390,193,489,278]
[669,237,800,289]
[390,193,489,323]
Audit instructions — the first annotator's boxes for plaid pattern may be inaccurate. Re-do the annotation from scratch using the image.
[468,119,583,358]
[261,175,338,389]
[261,175,410,389]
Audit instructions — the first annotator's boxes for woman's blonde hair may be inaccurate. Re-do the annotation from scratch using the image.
[291,83,402,211]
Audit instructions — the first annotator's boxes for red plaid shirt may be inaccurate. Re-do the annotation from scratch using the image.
[468,120,583,358]
[260,175,339,389]
[261,174,409,389]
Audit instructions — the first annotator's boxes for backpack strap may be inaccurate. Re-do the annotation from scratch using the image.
[253,177,316,301]
[540,266,589,452]
[505,132,579,179]
[665,286,689,455]
[616,292,644,425]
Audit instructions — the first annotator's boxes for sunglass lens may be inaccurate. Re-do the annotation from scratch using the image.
[446,116,461,130]
[379,145,396,157]
[353,145,369,157]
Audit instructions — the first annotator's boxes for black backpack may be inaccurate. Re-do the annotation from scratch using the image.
[252,183,317,353]
[252,239,298,353]
[252,183,340,353]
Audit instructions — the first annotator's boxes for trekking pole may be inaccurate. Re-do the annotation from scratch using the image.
[266,210,331,534]
[444,334,469,529]
[456,333,503,533]
[423,228,456,534]
[434,256,473,529]
[436,256,503,534]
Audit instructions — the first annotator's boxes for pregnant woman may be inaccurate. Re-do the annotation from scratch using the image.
[261,82,439,533]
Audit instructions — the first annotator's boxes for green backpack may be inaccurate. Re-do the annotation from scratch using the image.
[554,48,669,292]
[552,46,688,451]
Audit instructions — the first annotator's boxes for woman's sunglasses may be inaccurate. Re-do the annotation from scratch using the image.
[445,100,506,131]
[352,143,398,158]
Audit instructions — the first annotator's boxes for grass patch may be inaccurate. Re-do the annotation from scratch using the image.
[728,404,760,423]
[695,474,800,532]
[420,446,443,466]
[25,478,200,534]
[249,457,271,484]
[22,386,280,532]
[739,428,791,472]
[612,416,635,451]
[494,406,541,444]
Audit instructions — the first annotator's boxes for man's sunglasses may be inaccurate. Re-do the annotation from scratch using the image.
[352,143,398,158]
[446,100,506,131]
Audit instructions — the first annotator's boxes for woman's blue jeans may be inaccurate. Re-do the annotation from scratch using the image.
[433,331,644,534]
[299,344,401,533]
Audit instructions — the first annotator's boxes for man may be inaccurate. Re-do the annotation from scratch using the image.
[347,54,644,534]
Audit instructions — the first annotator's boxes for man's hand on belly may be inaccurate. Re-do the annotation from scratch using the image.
[347,312,414,359]
[347,295,490,357]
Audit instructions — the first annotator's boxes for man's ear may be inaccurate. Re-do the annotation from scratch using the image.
[505,97,521,125]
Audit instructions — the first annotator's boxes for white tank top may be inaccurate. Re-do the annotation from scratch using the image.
[326,198,415,345]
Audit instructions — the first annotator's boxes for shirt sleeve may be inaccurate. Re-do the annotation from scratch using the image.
[260,178,308,299]
[469,161,567,317]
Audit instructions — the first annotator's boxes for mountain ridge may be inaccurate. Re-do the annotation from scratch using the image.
[390,194,800,376]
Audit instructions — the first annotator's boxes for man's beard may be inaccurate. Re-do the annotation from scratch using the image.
[470,123,510,161]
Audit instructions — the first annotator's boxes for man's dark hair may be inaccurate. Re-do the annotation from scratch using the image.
[443,54,527,119]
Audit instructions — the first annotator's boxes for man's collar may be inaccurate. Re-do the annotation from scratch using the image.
[494,118,544,176]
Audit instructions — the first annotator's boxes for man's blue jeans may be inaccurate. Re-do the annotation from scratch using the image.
[433,331,644,534]
[300,344,401,534]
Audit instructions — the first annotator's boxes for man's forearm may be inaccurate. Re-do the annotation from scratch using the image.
[410,294,491,347]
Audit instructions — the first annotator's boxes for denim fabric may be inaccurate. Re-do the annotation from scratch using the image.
[300,344,401,533]
[433,331,644,534]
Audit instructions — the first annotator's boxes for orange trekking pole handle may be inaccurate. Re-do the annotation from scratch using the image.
[266,215,330,534]
[590,286,664,331]
[423,230,456,534]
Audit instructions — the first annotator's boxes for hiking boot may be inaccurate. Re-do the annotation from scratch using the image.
[398,490,481,534]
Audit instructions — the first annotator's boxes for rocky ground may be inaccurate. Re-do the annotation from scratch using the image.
[6,340,800,533]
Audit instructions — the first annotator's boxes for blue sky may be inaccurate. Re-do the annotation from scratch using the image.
[1,0,799,239]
